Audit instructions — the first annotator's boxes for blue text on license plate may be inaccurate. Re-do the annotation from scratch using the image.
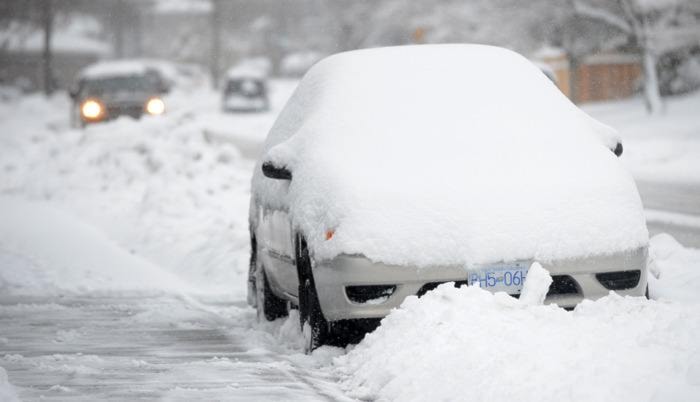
[469,263,529,294]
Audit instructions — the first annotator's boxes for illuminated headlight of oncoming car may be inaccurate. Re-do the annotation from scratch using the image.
[145,97,165,115]
[80,98,104,121]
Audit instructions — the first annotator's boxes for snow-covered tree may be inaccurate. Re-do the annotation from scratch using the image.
[346,0,571,53]
[573,0,700,113]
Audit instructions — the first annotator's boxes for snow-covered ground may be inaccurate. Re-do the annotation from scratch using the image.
[584,93,700,184]
[585,94,700,248]
[0,81,296,296]
[1,80,699,401]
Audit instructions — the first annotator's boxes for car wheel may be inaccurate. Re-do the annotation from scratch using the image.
[246,235,258,307]
[296,235,330,353]
[255,266,288,322]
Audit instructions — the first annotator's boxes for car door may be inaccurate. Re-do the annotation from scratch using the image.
[256,204,298,300]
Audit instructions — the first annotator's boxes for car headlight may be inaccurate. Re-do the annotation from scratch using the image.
[145,97,165,115]
[81,99,104,120]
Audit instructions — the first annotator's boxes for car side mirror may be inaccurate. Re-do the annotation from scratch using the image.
[613,142,623,157]
[69,88,78,100]
[262,161,292,180]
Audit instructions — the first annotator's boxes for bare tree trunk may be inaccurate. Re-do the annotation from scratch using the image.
[133,11,142,57]
[210,0,222,89]
[569,56,580,104]
[640,13,662,114]
[41,0,53,96]
[113,0,125,58]
[642,47,662,114]
[620,0,663,114]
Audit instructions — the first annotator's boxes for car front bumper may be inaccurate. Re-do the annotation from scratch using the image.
[313,247,648,321]
[223,96,268,111]
[80,104,145,125]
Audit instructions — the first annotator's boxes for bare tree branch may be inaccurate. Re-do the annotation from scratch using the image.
[572,0,633,34]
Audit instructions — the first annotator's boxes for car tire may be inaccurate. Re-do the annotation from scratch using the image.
[296,235,331,353]
[246,235,257,307]
[255,266,288,322]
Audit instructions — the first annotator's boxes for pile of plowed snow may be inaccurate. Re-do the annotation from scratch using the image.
[334,244,700,402]
[0,198,191,294]
[0,85,298,295]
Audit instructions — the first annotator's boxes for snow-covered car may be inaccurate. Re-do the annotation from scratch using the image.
[69,60,168,127]
[248,45,649,351]
[222,65,269,112]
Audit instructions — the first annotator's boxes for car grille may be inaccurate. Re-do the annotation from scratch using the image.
[346,285,396,304]
[417,281,468,297]
[595,270,641,290]
[107,105,143,120]
[547,275,580,296]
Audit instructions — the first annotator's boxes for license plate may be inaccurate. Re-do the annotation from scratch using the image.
[469,262,529,294]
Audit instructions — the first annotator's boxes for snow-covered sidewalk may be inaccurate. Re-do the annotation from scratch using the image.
[0,292,350,401]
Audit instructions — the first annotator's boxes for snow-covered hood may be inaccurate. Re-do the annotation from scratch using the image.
[254,44,648,267]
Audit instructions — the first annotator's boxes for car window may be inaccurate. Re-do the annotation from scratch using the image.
[82,75,158,96]
[225,79,264,95]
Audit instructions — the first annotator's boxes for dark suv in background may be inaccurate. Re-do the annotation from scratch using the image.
[70,61,168,127]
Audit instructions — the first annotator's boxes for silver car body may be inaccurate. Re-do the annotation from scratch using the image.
[250,201,648,321]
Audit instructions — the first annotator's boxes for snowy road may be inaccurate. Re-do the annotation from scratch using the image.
[638,180,700,247]
[0,293,349,401]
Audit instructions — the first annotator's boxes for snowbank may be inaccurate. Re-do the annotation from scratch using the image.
[518,262,552,305]
[0,79,298,296]
[648,233,700,303]
[0,90,258,295]
[256,44,647,267]
[335,281,700,401]
[0,197,192,294]
[333,232,700,402]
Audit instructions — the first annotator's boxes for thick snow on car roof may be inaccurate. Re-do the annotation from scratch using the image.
[225,65,267,80]
[255,44,648,267]
[79,60,150,80]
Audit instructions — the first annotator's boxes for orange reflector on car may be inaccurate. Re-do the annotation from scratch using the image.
[325,230,334,241]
